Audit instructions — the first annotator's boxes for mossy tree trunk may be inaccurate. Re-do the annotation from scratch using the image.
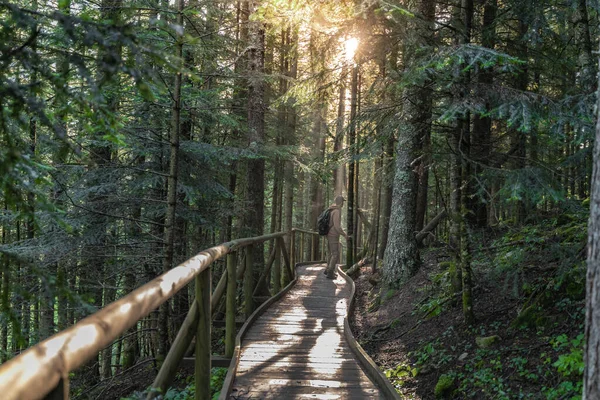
[382,0,435,287]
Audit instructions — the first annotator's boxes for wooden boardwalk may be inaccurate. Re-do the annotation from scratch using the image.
[228,263,386,399]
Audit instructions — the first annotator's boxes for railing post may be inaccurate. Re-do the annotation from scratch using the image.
[225,252,236,358]
[195,267,211,400]
[300,232,305,263]
[244,245,254,318]
[290,230,296,271]
[278,236,293,284]
[273,239,281,293]
[43,377,68,400]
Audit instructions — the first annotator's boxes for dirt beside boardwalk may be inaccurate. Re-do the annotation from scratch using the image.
[348,246,574,399]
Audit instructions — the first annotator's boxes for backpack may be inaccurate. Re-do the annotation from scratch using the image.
[317,208,332,236]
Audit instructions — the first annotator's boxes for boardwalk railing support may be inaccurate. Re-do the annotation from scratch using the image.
[43,377,68,400]
[278,236,293,284]
[195,267,211,400]
[273,240,281,292]
[300,232,304,263]
[244,245,254,318]
[290,229,296,276]
[225,252,236,358]
[148,301,199,399]
[253,244,277,298]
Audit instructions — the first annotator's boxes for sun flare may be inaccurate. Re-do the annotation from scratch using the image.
[344,37,359,62]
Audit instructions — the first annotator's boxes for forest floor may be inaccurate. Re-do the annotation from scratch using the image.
[81,329,228,399]
[74,359,194,400]
[351,214,587,399]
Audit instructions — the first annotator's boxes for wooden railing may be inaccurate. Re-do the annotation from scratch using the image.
[0,228,323,400]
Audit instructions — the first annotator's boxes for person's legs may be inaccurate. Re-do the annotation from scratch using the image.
[326,235,340,277]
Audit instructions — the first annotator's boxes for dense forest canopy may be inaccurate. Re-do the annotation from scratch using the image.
[2,0,600,398]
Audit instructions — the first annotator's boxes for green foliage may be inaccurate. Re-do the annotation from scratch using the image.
[410,337,454,370]
[382,288,397,302]
[542,333,584,399]
[488,212,587,304]
[551,334,584,377]
[434,374,455,398]
[121,368,228,400]
[210,367,228,399]
[418,298,443,318]
[384,362,418,388]
[0,2,164,209]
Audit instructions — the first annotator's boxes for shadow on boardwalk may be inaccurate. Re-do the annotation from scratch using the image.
[229,263,384,399]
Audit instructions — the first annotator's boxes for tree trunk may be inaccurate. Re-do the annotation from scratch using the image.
[574,0,595,92]
[414,36,434,234]
[382,0,435,287]
[245,0,266,299]
[378,135,394,260]
[1,200,9,361]
[346,64,358,267]
[470,0,496,228]
[159,0,185,362]
[333,66,347,195]
[511,18,528,224]
[452,0,476,324]
[583,44,600,399]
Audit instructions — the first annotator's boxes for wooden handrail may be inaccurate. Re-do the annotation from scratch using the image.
[291,227,319,235]
[0,229,297,400]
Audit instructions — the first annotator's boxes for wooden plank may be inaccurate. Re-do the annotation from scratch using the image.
[241,342,352,350]
[262,308,346,316]
[235,354,357,363]
[234,371,373,383]
[230,387,382,400]
[237,360,366,371]
[212,320,244,329]
[182,356,231,368]
[244,342,352,353]
[225,263,388,400]
[232,378,379,389]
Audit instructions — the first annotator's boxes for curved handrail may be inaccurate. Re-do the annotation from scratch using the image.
[0,230,296,400]
[338,265,401,400]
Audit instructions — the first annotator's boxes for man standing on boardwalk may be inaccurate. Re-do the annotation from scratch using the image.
[325,195,349,279]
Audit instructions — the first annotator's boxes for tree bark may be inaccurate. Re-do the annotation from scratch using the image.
[158,0,185,362]
[346,64,358,268]
[378,134,395,261]
[245,0,266,295]
[1,200,9,361]
[382,0,435,287]
[470,0,496,228]
[511,17,528,224]
[333,66,348,195]
[583,44,600,399]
